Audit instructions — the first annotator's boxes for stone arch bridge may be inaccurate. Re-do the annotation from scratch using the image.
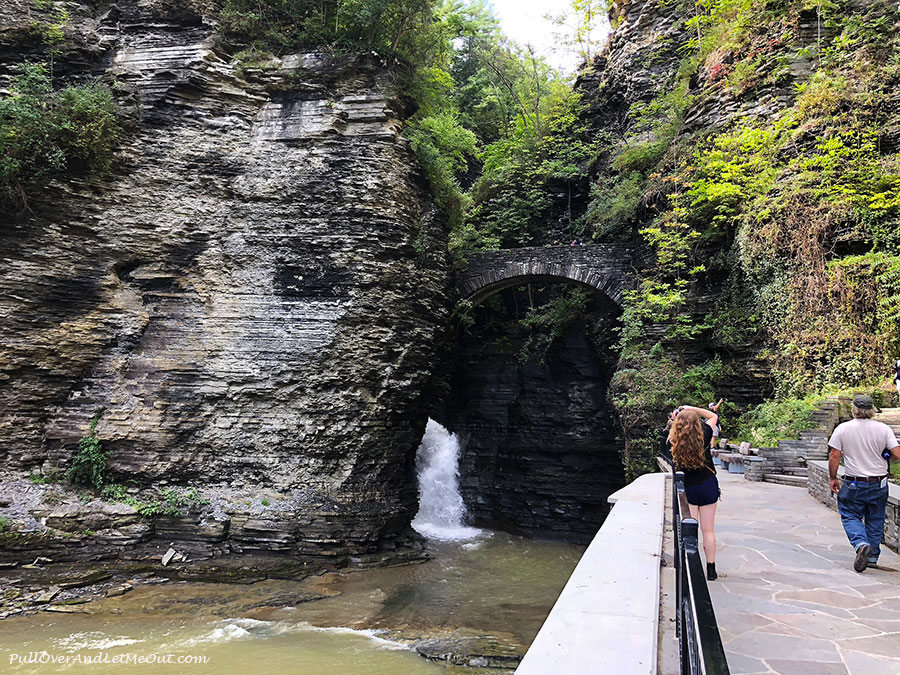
[456,244,643,307]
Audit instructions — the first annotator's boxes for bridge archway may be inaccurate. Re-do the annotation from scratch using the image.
[456,244,638,308]
[442,244,641,542]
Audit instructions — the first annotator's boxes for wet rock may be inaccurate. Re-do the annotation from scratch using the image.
[59,597,94,605]
[58,571,112,589]
[161,548,177,566]
[34,587,60,604]
[105,583,133,597]
[444,287,626,543]
[43,605,91,613]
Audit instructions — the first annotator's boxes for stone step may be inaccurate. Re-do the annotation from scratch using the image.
[781,467,809,476]
[763,474,809,487]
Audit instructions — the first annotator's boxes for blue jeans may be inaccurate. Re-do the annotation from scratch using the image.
[837,479,889,562]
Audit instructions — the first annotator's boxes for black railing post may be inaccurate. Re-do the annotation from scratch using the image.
[672,469,730,675]
[682,516,701,675]
[686,548,730,674]
[673,471,684,641]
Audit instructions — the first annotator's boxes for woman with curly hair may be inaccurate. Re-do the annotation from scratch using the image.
[666,405,720,580]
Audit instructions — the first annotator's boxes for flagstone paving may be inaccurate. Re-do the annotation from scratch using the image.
[708,472,900,675]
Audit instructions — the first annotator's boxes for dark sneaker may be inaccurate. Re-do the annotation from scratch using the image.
[707,562,718,581]
[854,544,873,572]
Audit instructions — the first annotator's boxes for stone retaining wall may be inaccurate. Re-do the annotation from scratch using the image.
[808,461,900,553]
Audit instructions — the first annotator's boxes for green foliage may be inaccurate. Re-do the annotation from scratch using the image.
[465,87,601,250]
[518,287,590,361]
[611,349,725,479]
[603,0,900,403]
[408,112,478,228]
[545,0,609,63]
[579,171,645,239]
[453,297,476,330]
[100,483,128,501]
[101,484,210,519]
[0,517,10,532]
[218,0,443,60]
[29,0,70,48]
[612,352,724,415]
[28,469,61,485]
[617,278,707,351]
[731,396,820,447]
[66,411,108,491]
[0,62,120,209]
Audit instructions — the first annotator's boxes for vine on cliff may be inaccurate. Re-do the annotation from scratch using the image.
[67,410,108,491]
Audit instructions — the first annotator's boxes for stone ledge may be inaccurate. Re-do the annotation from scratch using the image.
[517,473,665,674]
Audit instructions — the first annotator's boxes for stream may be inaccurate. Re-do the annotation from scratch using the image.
[2,421,583,673]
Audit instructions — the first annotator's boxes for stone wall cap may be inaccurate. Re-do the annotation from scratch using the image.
[607,472,666,505]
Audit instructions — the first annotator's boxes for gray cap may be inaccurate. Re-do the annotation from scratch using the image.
[852,394,876,410]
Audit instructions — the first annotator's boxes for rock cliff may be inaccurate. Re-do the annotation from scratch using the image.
[0,1,450,565]
[573,0,900,471]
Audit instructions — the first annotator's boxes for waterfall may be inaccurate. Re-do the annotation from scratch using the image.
[411,419,481,541]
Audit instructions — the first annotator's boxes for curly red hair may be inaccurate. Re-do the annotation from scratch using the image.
[669,410,705,470]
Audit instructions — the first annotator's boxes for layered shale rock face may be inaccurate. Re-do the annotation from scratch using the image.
[442,287,626,544]
[0,2,449,562]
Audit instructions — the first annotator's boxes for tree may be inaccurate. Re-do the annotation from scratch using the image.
[546,0,610,64]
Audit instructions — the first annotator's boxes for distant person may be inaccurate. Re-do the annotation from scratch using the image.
[666,405,721,580]
[893,359,900,398]
[828,395,900,572]
[708,398,724,442]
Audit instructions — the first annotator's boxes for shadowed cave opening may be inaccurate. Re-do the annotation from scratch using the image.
[433,281,628,545]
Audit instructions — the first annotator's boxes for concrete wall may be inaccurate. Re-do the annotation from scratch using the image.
[516,473,665,674]
[808,461,900,553]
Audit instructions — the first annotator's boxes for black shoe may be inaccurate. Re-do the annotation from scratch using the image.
[707,562,717,581]
[854,544,872,572]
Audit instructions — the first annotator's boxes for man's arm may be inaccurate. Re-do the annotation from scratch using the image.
[829,447,842,494]
[891,445,900,461]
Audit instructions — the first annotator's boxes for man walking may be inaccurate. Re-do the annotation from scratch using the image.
[829,395,900,572]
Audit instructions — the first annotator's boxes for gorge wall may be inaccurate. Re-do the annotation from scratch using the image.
[573,0,900,471]
[0,1,450,565]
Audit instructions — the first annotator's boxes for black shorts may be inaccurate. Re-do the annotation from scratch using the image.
[685,475,720,507]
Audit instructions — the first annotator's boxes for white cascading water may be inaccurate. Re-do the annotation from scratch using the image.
[411,419,482,541]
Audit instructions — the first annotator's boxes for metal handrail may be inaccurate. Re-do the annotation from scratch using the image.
[673,471,730,675]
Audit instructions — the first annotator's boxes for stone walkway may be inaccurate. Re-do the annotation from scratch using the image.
[709,473,900,675]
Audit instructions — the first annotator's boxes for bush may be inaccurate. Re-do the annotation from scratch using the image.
[731,396,820,448]
[66,411,107,491]
[408,112,478,229]
[0,62,119,208]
